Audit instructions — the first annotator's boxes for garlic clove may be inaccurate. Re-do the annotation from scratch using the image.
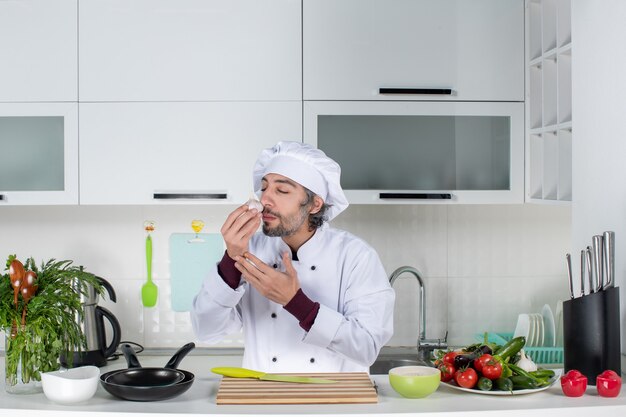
[516,349,538,372]
[246,196,263,212]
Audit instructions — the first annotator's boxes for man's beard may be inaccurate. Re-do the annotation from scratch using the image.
[262,205,310,237]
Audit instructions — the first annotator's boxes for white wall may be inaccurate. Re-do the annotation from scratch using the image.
[0,203,570,349]
[572,1,626,358]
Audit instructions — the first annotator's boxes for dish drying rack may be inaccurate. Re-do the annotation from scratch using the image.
[474,333,564,365]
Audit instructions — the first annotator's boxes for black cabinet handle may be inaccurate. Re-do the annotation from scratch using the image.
[379,193,452,200]
[0,194,4,201]
[153,192,228,200]
[379,88,452,95]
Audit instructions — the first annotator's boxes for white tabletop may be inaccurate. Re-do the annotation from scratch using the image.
[1,354,625,417]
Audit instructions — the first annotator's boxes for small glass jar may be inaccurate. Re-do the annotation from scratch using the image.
[4,326,43,394]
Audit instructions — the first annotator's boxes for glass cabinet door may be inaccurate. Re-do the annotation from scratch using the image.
[304,101,523,204]
[0,103,78,205]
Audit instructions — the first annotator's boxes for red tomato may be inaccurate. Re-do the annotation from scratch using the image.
[596,370,622,398]
[438,362,456,382]
[481,359,503,380]
[474,354,493,373]
[561,369,587,397]
[442,351,459,365]
[455,367,478,389]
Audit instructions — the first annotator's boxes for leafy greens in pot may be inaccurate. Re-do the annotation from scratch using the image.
[1,256,102,385]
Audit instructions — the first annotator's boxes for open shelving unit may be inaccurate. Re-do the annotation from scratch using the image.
[526,0,572,204]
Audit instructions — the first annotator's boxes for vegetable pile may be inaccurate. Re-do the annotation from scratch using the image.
[434,334,556,392]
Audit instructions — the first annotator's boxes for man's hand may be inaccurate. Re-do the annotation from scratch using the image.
[234,251,300,306]
[221,205,262,259]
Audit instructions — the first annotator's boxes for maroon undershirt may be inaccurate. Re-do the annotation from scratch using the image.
[217,251,320,331]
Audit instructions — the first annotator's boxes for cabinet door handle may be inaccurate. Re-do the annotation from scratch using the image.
[153,192,228,200]
[379,193,452,200]
[0,194,4,201]
[379,88,453,95]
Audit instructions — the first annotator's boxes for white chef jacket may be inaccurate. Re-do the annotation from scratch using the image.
[191,223,395,373]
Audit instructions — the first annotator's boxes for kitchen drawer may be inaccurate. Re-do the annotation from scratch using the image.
[79,0,301,102]
[79,101,302,205]
[304,0,524,102]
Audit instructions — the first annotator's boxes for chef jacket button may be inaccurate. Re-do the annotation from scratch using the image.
[271,313,277,318]
[310,358,315,363]
[272,357,277,362]
[273,264,278,268]
[310,265,316,271]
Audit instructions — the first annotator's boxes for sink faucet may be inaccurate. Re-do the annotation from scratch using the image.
[389,266,447,362]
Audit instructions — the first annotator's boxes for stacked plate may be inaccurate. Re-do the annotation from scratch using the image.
[513,304,557,347]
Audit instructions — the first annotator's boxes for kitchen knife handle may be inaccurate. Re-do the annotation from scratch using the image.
[379,88,453,95]
[565,253,574,299]
[379,193,452,200]
[592,235,604,292]
[586,247,594,294]
[211,367,264,379]
[603,231,615,289]
[580,249,586,296]
[153,192,228,200]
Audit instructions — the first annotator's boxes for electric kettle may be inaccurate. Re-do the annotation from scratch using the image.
[61,276,122,367]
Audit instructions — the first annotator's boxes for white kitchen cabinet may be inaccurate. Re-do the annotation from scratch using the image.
[526,0,572,203]
[79,102,301,205]
[0,0,77,102]
[79,0,301,102]
[0,103,79,205]
[303,0,524,102]
[304,101,524,204]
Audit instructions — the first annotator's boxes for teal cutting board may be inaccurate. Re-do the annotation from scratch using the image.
[169,233,224,312]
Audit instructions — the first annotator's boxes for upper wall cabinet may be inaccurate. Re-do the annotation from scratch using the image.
[0,0,77,102]
[0,103,79,205]
[304,101,524,204]
[303,0,524,102]
[79,102,301,205]
[79,0,302,102]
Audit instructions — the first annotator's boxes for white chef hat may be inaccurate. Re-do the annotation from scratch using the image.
[252,141,349,220]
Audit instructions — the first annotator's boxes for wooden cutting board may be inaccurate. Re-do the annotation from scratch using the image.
[215,372,378,405]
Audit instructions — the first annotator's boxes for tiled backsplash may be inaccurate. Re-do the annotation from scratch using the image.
[0,204,570,350]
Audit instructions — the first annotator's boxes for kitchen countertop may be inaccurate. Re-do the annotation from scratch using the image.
[1,353,626,417]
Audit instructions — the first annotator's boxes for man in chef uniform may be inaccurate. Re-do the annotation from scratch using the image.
[192,141,394,373]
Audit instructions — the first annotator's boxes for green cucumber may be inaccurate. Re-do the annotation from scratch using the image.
[477,377,493,391]
[494,336,526,362]
[495,377,514,392]
[509,375,538,390]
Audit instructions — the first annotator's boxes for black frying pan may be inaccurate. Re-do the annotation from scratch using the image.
[105,344,187,386]
[100,342,195,401]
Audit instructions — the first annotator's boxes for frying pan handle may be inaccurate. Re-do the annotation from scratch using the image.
[121,343,143,369]
[164,342,196,369]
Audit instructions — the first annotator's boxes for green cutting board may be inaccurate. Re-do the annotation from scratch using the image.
[169,233,224,312]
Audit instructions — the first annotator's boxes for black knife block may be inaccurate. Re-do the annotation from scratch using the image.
[563,286,621,384]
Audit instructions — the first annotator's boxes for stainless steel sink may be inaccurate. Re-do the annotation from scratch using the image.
[370,357,428,375]
[369,348,432,374]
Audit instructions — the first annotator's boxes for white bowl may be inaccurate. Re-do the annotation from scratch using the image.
[41,366,100,404]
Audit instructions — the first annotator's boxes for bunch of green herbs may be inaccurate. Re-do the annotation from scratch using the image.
[0,256,101,385]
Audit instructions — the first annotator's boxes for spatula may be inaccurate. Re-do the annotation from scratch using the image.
[142,221,158,307]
